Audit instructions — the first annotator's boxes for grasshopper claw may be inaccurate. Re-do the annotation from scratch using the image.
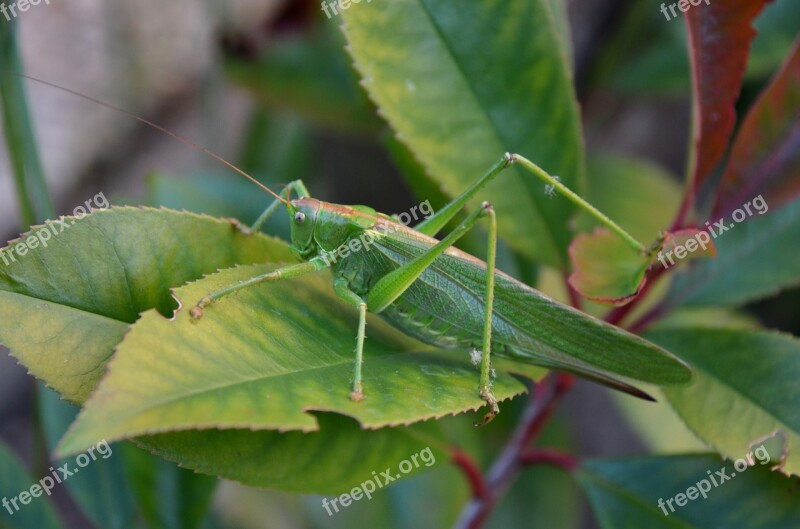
[475,388,499,427]
[190,297,212,321]
[229,218,253,236]
[350,382,365,402]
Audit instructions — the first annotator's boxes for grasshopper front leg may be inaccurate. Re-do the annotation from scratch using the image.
[189,259,326,320]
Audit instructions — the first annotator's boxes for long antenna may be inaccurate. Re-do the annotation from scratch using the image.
[9,71,288,204]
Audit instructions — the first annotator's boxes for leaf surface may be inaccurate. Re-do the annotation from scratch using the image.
[666,197,800,307]
[0,207,292,403]
[342,0,585,269]
[713,38,800,216]
[0,208,455,493]
[648,328,800,476]
[685,0,771,191]
[57,265,527,453]
[0,441,63,529]
[578,455,800,528]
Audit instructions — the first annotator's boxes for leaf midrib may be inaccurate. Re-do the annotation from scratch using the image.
[404,0,568,267]
[98,349,441,424]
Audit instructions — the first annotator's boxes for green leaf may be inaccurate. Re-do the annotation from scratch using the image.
[651,308,761,331]
[568,154,682,312]
[135,415,444,494]
[0,20,54,226]
[0,440,63,529]
[123,448,217,529]
[0,207,463,494]
[578,455,800,528]
[39,384,217,529]
[647,328,800,476]
[666,197,800,307]
[544,0,573,69]
[0,208,293,403]
[569,226,716,307]
[612,389,708,455]
[341,0,586,269]
[304,453,468,529]
[596,0,800,96]
[38,386,137,529]
[748,1,800,79]
[568,228,654,306]
[224,26,381,134]
[57,265,526,454]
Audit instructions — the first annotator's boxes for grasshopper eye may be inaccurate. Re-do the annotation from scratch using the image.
[294,212,306,224]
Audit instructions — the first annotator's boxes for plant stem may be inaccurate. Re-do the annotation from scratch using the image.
[454,373,575,529]
[451,449,489,500]
[519,449,579,471]
[510,153,646,254]
[0,20,54,226]
[627,303,669,334]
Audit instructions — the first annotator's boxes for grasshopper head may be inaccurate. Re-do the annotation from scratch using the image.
[288,198,321,258]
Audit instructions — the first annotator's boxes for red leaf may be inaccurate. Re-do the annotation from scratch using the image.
[713,38,800,217]
[684,0,772,196]
[657,228,717,269]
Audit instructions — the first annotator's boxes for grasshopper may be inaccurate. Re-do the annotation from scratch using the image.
[187,156,691,424]
[17,74,691,424]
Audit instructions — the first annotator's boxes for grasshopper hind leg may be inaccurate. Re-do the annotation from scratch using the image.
[475,204,499,426]
[364,200,501,424]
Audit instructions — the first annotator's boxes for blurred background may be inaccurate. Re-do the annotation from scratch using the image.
[1,0,799,527]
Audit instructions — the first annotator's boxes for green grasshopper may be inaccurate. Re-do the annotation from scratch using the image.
[17,74,690,424]
[187,155,691,423]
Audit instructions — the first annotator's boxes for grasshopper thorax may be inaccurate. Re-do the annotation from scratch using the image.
[288,198,379,262]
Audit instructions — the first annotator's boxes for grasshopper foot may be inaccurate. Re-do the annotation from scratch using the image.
[190,297,212,321]
[229,218,253,236]
[350,382,365,402]
[474,388,499,427]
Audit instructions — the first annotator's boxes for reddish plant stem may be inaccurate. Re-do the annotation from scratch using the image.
[519,449,579,471]
[454,373,575,529]
[451,449,490,500]
[627,304,670,334]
